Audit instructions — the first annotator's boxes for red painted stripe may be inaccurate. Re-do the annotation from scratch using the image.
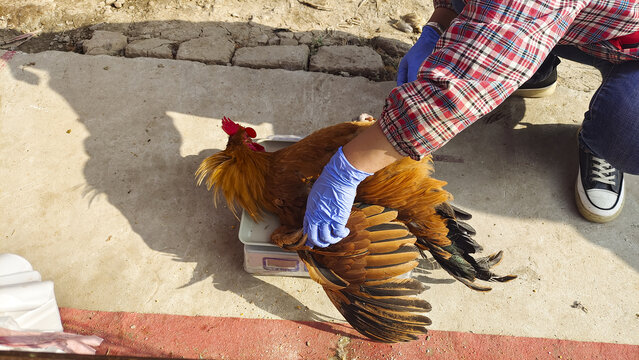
[60,308,638,360]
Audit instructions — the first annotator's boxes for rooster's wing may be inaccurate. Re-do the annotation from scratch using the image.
[358,157,516,291]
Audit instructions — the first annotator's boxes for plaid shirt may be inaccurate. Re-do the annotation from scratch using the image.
[380,0,639,160]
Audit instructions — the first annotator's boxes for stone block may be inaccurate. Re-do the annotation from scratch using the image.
[267,37,280,46]
[276,31,295,39]
[125,38,175,59]
[371,36,412,57]
[160,24,203,42]
[176,35,235,65]
[309,46,384,78]
[279,38,299,46]
[201,25,231,38]
[83,30,127,56]
[247,27,270,47]
[296,33,313,45]
[232,45,309,71]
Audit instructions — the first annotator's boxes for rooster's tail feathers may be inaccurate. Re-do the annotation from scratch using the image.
[418,203,517,291]
[329,287,431,342]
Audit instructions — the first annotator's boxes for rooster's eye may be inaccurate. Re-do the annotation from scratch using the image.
[245,127,257,138]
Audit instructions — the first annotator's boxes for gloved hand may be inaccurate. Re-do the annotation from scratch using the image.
[303,147,373,248]
[396,25,441,86]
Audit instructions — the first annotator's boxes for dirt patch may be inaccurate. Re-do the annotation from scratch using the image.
[1,0,432,80]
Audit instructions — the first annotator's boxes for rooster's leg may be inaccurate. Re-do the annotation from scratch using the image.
[271,226,308,250]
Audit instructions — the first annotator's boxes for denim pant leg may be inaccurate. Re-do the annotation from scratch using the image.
[552,46,639,175]
[451,0,466,13]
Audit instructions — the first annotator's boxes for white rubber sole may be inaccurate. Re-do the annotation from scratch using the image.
[575,169,625,223]
[513,82,557,98]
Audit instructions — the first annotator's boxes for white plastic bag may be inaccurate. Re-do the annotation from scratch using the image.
[0,253,103,354]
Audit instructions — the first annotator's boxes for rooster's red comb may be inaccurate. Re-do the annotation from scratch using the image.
[221,116,241,136]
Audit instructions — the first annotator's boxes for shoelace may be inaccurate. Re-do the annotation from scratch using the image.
[590,156,617,186]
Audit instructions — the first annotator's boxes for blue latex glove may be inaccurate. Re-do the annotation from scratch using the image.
[396,25,441,86]
[303,147,373,248]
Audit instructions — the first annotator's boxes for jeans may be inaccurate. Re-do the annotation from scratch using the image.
[549,46,639,175]
[449,0,639,174]
[452,0,466,14]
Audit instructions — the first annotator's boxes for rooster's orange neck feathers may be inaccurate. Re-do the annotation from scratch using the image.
[196,131,271,220]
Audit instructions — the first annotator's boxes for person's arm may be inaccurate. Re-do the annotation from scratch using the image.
[349,3,458,171]
[429,6,458,30]
[304,3,459,248]
[367,1,590,162]
[342,122,402,173]
[397,6,458,86]
[432,0,457,13]
[307,1,590,248]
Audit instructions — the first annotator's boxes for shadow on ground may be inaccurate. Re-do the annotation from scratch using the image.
[2,20,412,329]
[3,19,638,328]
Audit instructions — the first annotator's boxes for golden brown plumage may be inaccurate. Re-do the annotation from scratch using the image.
[301,204,431,342]
[196,116,515,342]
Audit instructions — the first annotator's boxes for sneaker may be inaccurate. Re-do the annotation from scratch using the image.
[575,137,625,223]
[513,55,560,98]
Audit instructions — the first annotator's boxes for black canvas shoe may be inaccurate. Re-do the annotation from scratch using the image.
[513,55,560,98]
[575,136,625,223]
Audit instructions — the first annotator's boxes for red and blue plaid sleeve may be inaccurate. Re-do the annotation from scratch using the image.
[380,0,639,160]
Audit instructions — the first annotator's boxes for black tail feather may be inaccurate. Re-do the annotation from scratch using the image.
[426,204,517,291]
[450,204,472,220]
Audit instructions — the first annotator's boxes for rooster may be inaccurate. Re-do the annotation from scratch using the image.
[196,116,516,342]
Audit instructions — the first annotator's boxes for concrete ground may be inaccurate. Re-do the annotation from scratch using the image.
[1,47,638,356]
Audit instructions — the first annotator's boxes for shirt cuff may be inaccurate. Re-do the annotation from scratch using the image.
[378,101,433,161]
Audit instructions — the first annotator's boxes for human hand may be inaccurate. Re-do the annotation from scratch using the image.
[396,25,441,86]
[303,147,372,248]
